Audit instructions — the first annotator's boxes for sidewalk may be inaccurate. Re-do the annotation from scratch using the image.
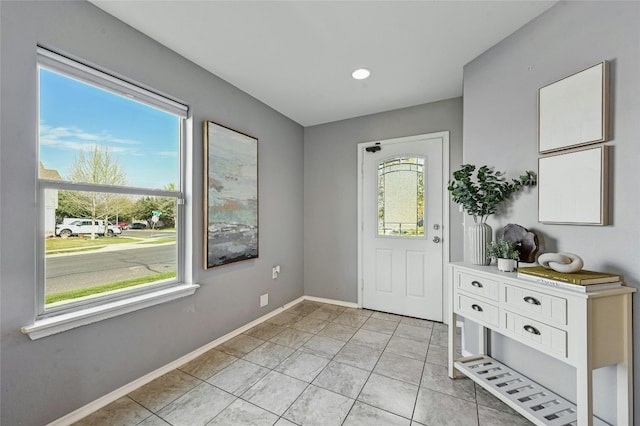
[46,236,175,257]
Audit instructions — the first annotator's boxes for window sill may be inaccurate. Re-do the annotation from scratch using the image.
[21,283,200,340]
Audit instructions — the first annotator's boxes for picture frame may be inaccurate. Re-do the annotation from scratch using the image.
[538,62,609,154]
[538,146,608,226]
[204,120,258,269]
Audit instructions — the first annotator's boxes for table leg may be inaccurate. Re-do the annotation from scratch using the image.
[449,312,458,378]
[616,294,633,425]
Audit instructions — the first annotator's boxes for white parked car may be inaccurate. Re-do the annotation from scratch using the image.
[55,219,122,238]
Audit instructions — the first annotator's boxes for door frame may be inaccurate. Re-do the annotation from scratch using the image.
[357,131,450,322]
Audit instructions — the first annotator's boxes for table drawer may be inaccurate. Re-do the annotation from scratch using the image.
[505,311,567,358]
[504,283,567,326]
[457,294,500,328]
[457,272,500,301]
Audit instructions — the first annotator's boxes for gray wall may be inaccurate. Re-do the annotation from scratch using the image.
[4,0,635,424]
[304,98,464,302]
[0,2,304,424]
[463,1,640,423]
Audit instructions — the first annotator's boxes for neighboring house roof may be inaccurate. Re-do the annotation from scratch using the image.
[39,162,62,180]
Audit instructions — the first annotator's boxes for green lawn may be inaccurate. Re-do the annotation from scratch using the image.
[138,237,176,245]
[45,271,177,304]
[46,236,139,251]
[45,236,176,254]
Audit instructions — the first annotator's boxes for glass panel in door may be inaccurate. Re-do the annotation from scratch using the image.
[377,157,425,237]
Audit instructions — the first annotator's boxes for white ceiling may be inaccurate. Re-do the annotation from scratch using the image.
[90,1,556,127]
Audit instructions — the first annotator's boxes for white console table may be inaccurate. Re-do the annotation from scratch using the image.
[448,262,635,426]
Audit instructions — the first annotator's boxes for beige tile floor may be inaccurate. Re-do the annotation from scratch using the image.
[73,301,533,426]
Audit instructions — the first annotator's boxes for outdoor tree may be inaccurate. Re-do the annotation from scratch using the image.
[131,197,156,226]
[157,183,177,228]
[61,145,127,238]
[57,190,92,219]
[112,195,136,224]
[131,183,177,228]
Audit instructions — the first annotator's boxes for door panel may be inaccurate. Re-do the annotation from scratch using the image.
[406,251,426,297]
[361,134,444,321]
[375,249,393,293]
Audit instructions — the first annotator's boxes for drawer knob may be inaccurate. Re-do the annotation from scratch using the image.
[471,281,483,288]
[471,304,483,312]
[524,325,541,335]
[523,296,541,306]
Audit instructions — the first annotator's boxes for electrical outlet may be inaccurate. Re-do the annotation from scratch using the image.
[272,265,281,279]
[260,293,268,307]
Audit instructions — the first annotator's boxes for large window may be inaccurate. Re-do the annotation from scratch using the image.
[37,47,188,318]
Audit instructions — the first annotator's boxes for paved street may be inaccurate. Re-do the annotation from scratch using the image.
[45,243,176,294]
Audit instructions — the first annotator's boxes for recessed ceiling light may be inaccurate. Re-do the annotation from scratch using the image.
[352,68,371,80]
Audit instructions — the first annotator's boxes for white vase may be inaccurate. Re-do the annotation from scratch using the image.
[468,222,492,265]
[497,258,517,272]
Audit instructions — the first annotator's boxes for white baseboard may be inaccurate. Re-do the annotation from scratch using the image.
[47,295,351,426]
[303,295,359,309]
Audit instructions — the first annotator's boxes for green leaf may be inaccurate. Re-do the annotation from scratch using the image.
[447,164,536,222]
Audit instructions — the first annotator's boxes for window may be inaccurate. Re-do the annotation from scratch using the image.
[35,47,193,323]
[377,157,425,237]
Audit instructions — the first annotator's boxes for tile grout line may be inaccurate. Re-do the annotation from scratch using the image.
[337,315,399,425]
[232,302,349,425]
[273,303,363,425]
[86,302,445,426]
[213,305,422,425]
[154,303,514,425]
[268,303,377,425]
[409,324,433,426]
[211,306,309,425]
[311,307,441,425]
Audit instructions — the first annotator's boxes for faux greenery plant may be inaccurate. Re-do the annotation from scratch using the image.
[487,238,520,260]
[447,164,536,223]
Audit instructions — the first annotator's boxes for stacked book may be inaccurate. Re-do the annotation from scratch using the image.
[517,266,622,293]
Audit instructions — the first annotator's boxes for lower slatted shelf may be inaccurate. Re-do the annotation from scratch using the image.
[454,356,610,426]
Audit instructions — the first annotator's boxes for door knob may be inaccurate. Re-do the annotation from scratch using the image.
[433,236,441,243]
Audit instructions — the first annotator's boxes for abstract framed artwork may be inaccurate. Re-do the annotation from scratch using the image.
[538,146,608,226]
[204,121,258,269]
[538,61,609,154]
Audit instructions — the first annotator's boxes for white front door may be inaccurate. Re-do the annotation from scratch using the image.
[359,132,447,321]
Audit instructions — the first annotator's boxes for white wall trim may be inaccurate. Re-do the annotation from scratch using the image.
[303,295,359,308]
[46,295,350,426]
[441,133,451,325]
[22,283,200,340]
[357,144,365,309]
[356,131,451,321]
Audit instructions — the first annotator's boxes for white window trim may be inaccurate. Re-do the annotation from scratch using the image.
[23,47,198,339]
[22,283,199,340]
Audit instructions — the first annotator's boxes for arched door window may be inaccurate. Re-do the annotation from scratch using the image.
[377,157,425,237]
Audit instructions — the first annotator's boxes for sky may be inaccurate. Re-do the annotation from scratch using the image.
[39,67,179,189]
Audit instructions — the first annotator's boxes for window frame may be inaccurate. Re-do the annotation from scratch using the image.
[33,47,193,323]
